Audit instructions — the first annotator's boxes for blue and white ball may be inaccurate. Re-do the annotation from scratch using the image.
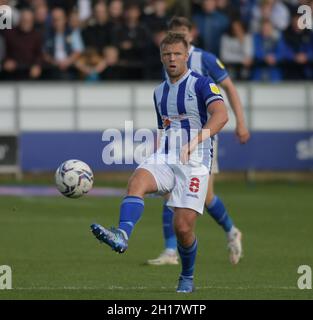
[55,160,94,198]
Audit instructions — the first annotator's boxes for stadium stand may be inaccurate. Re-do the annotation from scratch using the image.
[0,0,312,82]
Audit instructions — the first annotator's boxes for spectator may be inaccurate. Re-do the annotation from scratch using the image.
[69,9,85,49]
[33,1,51,35]
[172,0,194,17]
[189,20,204,48]
[82,1,112,54]
[2,9,43,80]
[144,0,191,18]
[43,7,83,80]
[47,0,77,14]
[0,0,312,82]
[101,45,121,79]
[77,0,93,23]
[165,0,187,16]
[142,0,170,32]
[75,44,120,81]
[108,0,124,28]
[250,0,290,32]
[75,47,106,81]
[252,19,285,81]
[143,26,167,79]
[69,9,82,31]
[220,19,253,79]
[193,0,230,56]
[216,0,240,19]
[282,12,313,80]
[112,2,149,79]
[234,0,257,26]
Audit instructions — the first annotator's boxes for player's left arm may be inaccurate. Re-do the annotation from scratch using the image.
[203,52,250,144]
[219,77,250,144]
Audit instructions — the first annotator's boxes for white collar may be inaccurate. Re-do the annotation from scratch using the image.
[166,69,192,87]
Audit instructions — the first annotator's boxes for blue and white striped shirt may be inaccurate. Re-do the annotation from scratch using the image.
[154,69,224,162]
[187,45,228,83]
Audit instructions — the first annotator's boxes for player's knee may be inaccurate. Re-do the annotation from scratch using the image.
[174,222,192,242]
[127,174,144,197]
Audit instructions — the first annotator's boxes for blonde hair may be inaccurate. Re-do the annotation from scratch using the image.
[160,32,188,50]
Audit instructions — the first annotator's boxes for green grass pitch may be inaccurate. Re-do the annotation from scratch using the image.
[0,181,312,300]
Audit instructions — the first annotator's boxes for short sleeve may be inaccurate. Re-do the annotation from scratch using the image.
[202,52,229,84]
[195,76,224,107]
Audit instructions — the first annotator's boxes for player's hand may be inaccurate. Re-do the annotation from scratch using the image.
[180,139,198,164]
[235,124,250,144]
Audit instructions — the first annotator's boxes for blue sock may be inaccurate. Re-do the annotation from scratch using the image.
[118,196,144,238]
[162,204,177,250]
[206,195,233,232]
[177,239,197,278]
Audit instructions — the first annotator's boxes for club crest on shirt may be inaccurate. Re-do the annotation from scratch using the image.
[187,93,194,101]
[209,83,220,95]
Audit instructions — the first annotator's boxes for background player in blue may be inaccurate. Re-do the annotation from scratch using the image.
[90,32,229,293]
[147,17,250,266]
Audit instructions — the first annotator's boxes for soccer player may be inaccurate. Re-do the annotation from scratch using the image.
[147,17,250,266]
[91,32,229,293]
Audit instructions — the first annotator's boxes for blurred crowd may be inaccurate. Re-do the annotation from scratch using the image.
[0,0,313,82]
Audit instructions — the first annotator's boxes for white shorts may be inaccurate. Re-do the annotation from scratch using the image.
[211,136,219,174]
[138,153,210,214]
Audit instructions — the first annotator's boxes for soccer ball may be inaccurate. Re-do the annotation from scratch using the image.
[55,159,94,198]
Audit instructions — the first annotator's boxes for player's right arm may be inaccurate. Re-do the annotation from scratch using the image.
[180,99,228,164]
[190,100,228,151]
[205,100,229,137]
